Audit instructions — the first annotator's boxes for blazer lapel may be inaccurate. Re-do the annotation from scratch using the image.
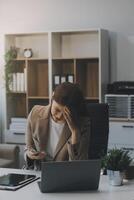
[38,118,49,151]
[53,123,71,158]
[37,105,51,152]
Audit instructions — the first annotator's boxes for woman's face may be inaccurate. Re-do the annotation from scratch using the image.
[51,100,65,123]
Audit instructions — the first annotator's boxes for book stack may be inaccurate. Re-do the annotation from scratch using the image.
[9,117,27,134]
[9,68,27,92]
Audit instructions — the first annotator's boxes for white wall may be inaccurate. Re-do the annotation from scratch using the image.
[0,0,134,135]
[0,0,134,81]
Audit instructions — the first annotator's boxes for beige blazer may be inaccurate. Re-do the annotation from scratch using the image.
[25,105,91,167]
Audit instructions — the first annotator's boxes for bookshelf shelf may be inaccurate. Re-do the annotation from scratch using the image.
[85,97,99,100]
[28,96,49,99]
[52,57,99,60]
[14,58,48,61]
[8,92,26,94]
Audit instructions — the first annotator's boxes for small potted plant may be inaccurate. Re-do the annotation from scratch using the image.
[101,148,132,186]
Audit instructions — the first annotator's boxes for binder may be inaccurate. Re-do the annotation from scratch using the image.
[67,74,74,83]
[53,74,60,88]
[60,75,66,83]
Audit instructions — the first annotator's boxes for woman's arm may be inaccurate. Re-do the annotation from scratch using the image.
[25,107,46,160]
[67,118,91,160]
[62,106,90,160]
[63,106,81,144]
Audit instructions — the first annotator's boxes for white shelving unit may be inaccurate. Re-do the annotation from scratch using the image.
[5,29,109,128]
[4,29,109,167]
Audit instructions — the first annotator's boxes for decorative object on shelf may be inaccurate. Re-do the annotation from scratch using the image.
[23,48,33,58]
[4,46,17,92]
[101,148,132,186]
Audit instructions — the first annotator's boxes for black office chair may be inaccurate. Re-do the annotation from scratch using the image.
[87,103,109,159]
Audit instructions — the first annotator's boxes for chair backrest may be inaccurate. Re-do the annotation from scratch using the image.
[87,103,109,159]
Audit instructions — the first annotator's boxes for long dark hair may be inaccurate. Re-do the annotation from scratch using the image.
[52,82,88,127]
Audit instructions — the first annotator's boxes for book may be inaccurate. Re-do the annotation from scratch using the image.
[9,123,26,129]
[12,73,17,92]
[9,127,26,133]
[11,117,27,123]
[24,67,27,92]
[16,73,21,92]
[20,73,25,92]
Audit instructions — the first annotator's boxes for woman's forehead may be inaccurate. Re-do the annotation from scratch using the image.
[52,100,64,109]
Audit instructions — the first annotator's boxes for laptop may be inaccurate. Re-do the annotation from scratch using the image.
[38,159,101,193]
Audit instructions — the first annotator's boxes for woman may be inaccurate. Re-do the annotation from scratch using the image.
[25,82,91,170]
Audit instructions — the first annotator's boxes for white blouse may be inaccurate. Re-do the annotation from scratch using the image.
[46,117,65,158]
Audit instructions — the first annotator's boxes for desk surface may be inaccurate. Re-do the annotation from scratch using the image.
[0,168,134,200]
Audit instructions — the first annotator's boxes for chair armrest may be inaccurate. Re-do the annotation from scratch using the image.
[0,144,20,160]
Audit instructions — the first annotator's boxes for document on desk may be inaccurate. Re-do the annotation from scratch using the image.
[0,173,40,191]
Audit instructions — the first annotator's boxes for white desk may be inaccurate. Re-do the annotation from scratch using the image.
[0,168,134,200]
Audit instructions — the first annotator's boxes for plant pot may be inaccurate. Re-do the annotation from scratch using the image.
[124,165,134,180]
[107,170,124,186]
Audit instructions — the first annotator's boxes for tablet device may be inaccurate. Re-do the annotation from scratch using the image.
[0,173,38,190]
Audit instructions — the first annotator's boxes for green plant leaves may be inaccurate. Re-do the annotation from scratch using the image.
[101,148,132,171]
[4,47,17,92]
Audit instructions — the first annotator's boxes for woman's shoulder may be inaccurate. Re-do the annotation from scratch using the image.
[29,104,51,120]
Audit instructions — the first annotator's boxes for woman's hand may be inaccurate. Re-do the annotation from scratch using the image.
[27,150,47,160]
[63,106,80,144]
